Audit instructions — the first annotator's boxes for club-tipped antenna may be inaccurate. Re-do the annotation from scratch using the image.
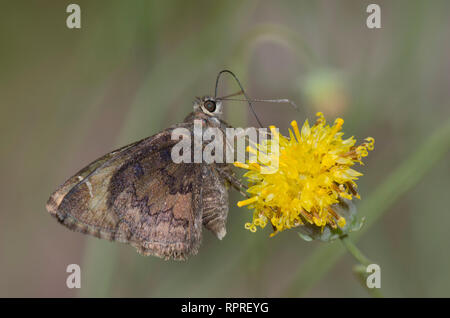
[214,70,263,127]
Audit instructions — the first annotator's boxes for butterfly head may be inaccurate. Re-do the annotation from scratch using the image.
[194,96,223,117]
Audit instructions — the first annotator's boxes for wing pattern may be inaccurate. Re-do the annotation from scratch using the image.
[47,125,204,260]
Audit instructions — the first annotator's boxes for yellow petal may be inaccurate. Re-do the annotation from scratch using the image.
[237,196,259,207]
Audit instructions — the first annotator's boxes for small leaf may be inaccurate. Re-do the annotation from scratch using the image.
[297,232,313,242]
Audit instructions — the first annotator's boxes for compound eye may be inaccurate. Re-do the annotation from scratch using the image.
[204,100,217,113]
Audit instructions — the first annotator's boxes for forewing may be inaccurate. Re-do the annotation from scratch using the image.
[46,139,141,215]
[47,124,203,260]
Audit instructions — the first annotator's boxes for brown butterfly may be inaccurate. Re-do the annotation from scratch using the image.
[46,70,255,261]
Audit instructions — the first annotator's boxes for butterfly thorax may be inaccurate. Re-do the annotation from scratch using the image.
[46,94,233,261]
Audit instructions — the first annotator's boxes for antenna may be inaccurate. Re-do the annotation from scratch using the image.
[220,98,299,111]
[214,70,263,127]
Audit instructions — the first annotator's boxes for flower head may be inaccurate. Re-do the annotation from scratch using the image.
[234,112,374,236]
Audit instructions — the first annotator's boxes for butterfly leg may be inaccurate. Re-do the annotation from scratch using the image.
[216,166,279,232]
[215,166,249,198]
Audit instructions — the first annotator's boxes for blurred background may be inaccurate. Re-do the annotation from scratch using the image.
[1,0,449,297]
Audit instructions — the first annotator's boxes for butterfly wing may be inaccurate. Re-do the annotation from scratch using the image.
[47,124,203,260]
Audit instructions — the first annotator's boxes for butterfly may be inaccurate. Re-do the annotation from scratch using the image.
[46,71,253,261]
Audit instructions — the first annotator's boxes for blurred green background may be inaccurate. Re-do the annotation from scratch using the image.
[1,0,449,297]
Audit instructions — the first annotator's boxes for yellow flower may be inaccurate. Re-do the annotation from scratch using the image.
[234,112,374,236]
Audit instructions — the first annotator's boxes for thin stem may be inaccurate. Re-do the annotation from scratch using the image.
[353,264,384,298]
[340,235,383,297]
[340,235,371,266]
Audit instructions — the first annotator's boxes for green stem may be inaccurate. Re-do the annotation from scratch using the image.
[340,235,371,267]
[353,264,384,298]
[340,236,384,297]
[340,236,383,297]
